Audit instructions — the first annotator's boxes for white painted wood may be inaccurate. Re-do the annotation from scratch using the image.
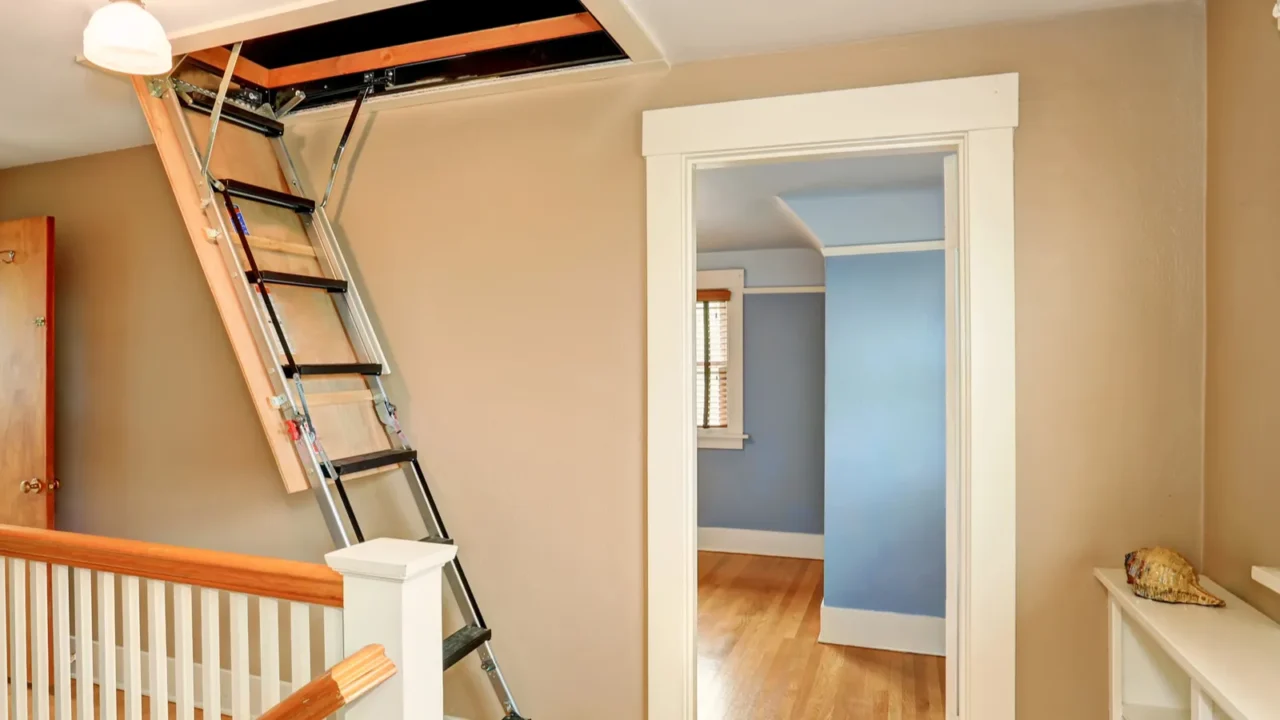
[818,602,946,656]
[0,560,7,719]
[323,605,344,669]
[696,268,744,449]
[696,528,823,559]
[642,74,1020,720]
[1110,599,1125,720]
[1122,619,1190,711]
[1096,568,1280,720]
[52,565,72,720]
[229,593,251,720]
[10,559,27,720]
[1251,566,1280,596]
[643,74,1019,157]
[820,240,945,257]
[98,572,117,720]
[173,584,195,720]
[122,576,142,720]
[644,150,700,720]
[32,562,50,720]
[740,285,824,294]
[290,603,311,691]
[943,151,960,719]
[259,598,281,708]
[147,581,168,720]
[1190,681,1216,720]
[326,538,459,720]
[74,568,94,720]
[200,589,221,720]
[1124,705,1191,720]
[577,0,665,62]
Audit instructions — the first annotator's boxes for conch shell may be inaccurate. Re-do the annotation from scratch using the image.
[1124,547,1224,607]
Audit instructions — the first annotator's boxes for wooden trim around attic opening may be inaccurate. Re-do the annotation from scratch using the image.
[190,12,605,90]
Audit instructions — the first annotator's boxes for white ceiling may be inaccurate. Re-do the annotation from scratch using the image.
[623,0,1164,63]
[696,152,946,253]
[2,0,1162,169]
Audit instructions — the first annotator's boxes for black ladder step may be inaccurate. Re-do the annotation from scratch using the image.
[443,625,492,671]
[323,448,417,477]
[221,178,315,214]
[282,363,382,379]
[246,270,347,293]
[180,93,285,138]
[418,535,455,545]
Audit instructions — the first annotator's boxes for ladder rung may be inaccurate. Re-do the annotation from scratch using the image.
[443,626,492,671]
[418,535,455,546]
[221,179,315,214]
[245,237,317,257]
[324,448,417,477]
[282,363,382,378]
[247,270,347,292]
[180,93,285,137]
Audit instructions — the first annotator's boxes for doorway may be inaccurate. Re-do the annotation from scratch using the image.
[643,74,1018,720]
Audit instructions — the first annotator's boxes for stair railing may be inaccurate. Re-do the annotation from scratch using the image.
[0,525,452,720]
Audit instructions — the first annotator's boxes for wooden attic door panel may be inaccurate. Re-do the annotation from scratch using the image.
[178,103,392,476]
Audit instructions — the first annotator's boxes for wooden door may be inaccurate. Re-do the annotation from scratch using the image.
[0,217,55,529]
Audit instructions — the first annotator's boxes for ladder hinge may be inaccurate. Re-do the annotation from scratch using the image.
[269,394,289,409]
[147,77,168,98]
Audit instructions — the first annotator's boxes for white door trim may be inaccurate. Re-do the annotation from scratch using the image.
[642,73,1018,720]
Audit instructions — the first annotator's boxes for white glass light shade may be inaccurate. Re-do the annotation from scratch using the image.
[83,0,172,75]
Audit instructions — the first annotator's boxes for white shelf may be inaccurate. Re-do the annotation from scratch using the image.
[1252,566,1280,597]
[1123,704,1189,720]
[1096,568,1280,720]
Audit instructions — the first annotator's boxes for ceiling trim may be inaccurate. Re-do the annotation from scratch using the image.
[578,0,666,63]
[167,0,424,55]
[822,240,945,257]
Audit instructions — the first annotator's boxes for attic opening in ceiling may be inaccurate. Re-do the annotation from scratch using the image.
[183,0,626,112]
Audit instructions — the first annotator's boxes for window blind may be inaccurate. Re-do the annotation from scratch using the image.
[695,289,730,429]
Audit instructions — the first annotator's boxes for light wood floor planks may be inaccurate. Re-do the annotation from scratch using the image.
[698,551,944,720]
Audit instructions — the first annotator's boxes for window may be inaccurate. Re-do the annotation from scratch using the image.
[696,269,745,449]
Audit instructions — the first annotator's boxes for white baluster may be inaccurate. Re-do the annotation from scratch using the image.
[53,565,72,720]
[289,603,311,692]
[322,606,344,720]
[230,593,250,720]
[122,576,142,720]
[98,572,117,720]
[172,584,194,720]
[259,598,280,709]
[33,561,50,720]
[146,581,167,720]
[74,568,93,720]
[10,559,27,720]
[0,559,8,720]
[200,589,220,720]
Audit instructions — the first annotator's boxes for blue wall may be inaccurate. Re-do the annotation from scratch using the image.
[824,252,946,618]
[781,188,944,246]
[698,293,825,534]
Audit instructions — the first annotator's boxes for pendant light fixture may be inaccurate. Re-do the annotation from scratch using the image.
[83,0,172,76]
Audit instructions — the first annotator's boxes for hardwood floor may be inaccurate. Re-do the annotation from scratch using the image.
[698,551,944,720]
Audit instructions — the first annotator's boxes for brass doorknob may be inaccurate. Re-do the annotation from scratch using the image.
[20,479,43,494]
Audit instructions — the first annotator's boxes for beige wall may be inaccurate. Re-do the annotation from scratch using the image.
[0,3,1206,718]
[1204,0,1280,622]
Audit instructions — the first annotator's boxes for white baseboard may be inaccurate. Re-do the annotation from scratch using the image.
[72,638,292,716]
[818,602,945,656]
[697,527,823,559]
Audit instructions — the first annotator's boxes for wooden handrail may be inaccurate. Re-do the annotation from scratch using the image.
[258,644,396,720]
[0,525,343,607]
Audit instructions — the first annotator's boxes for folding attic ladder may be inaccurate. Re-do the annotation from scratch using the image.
[133,56,527,720]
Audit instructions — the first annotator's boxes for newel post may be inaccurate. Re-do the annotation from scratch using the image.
[326,538,458,720]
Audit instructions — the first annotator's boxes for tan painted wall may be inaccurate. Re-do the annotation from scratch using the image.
[1204,0,1280,621]
[0,3,1205,718]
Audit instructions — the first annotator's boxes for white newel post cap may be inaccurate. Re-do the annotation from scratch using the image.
[325,537,457,579]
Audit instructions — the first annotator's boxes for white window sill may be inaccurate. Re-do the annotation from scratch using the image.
[698,432,748,450]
